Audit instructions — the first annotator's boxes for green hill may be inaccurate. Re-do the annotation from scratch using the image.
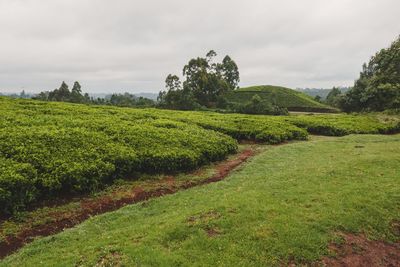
[225,85,338,112]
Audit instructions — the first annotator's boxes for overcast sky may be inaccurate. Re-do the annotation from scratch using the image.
[0,0,399,94]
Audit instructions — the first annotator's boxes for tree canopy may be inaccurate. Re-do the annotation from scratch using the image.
[340,36,400,112]
[158,50,240,109]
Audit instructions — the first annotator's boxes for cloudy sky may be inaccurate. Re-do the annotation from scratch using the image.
[0,0,399,94]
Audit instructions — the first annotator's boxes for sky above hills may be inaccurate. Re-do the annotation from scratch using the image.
[0,0,399,94]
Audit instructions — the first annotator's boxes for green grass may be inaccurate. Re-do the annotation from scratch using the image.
[2,134,399,266]
[225,85,337,112]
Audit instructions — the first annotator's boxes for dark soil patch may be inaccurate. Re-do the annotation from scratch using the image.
[0,148,255,259]
[321,233,400,267]
[205,227,221,237]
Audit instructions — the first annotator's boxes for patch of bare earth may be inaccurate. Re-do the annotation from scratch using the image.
[95,252,123,267]
[205,227,222,237]
[321,233,400,267]
[0,148,255,259]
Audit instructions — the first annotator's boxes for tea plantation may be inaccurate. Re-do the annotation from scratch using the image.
[0,97,399,214]
[2,134,399,266]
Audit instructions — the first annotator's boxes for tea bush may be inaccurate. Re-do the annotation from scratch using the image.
[0,97,398,214]
[285,115,400,136]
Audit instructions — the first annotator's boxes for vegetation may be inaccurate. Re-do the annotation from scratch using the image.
[0,98,236,214]
[155,49,337,114]
[157,51,341,114]
[2,134,399,266]
[325,87,343,108]
[229,94,288,115]
[340,36,400,112]
[286,114,400,136]
[0,144,253,251]
[34,82,155,108]
[1,96,398,215]
[296,87,350,100]
[225,85,338,113]
[158,50,239,110]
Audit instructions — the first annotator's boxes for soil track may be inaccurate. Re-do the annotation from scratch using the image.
[321,233,400,267]
[0,149,255,259]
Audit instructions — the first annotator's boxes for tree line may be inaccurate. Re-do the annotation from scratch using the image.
[34,81,155,107]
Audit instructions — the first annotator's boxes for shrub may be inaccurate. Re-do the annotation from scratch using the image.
[0,158,37,214]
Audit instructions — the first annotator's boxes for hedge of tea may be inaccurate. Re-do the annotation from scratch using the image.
[0,97,399,214]
[285,115,400,136]
[0,98,237,213]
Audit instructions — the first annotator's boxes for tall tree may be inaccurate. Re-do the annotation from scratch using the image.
[159,50,240,109]
[70,81,84,103]
[341,36,400,112]
[165,74,181,91]
[49,81,71,101]
[218,55,240,90]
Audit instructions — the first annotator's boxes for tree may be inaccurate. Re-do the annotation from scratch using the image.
[341,36,400,112]
[165,74,181,91]
[70,81,84,103]
[33,91,49,101]
[49,81,71,101]
[326,87,342,107]
[83,93,91,103]
[20,90,27,99]
[159,50,240,109]
[232,94,288,115]
[314,95,322,102]
[218,55,240,90]
[158,75,198,110]
[35,82,154,108]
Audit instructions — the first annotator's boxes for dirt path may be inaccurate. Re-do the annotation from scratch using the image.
[321,233,400,267]
[0,148,255,259]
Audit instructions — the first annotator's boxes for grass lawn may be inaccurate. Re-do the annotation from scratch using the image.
[1,134,399,266]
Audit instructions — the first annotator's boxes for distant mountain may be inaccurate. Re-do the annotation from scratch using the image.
[225,85,338,112]
[296,87,351,100]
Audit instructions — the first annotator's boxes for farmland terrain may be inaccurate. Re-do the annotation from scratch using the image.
[1,134,399,266]
[1,97,398,215]
[0,97,399,265]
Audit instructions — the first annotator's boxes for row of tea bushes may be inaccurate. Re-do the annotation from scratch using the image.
[285,115,400,136]
[0,99,238,214]
[1,97,399,214]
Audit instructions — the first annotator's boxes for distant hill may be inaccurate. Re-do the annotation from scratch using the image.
[225,85,338,112]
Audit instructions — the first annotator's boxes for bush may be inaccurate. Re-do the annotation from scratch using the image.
[0,158,37,214]
[228,95,289,115]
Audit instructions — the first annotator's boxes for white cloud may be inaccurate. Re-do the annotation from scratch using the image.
[0,0,399,93]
